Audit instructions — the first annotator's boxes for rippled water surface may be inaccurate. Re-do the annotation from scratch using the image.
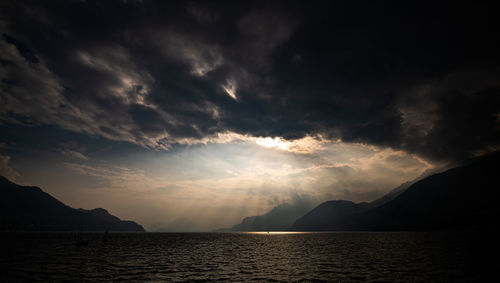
[1,232,498,281]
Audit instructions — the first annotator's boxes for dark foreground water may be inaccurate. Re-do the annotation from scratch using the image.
[1,231,498,282]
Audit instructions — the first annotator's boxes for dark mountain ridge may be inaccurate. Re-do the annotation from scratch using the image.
[290,168,442,231]
[343,152,500,230]
[227,164,446,232]
[0,176,145,231]
[230,200,314,231]
[291,200,371,231]
[292,152,500,231]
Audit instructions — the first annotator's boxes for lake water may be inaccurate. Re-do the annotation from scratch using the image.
[1,231,498,282]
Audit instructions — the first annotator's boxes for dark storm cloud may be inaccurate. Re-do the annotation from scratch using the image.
[1,0,499,161]
[397,70,500,160]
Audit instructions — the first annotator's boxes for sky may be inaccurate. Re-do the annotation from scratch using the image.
[0,1,499,231]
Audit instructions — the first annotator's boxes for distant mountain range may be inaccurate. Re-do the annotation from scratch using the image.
[291,200,372,231]
[4,151,499,232]
[0,176,145,232]
[229,200,315,231]
[291,152,500,231]
[225,152,499,232]
[290,166,440,231]
[224,163,441,232]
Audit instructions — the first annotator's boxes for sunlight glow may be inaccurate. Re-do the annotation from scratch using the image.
[255,137,290,150]
[222,79,237,100]
[243,231,314,235]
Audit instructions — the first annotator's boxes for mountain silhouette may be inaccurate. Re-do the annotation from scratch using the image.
[368,166,447,208]
[291,200,371,231]
[290,168,440,231]
[292,152,500,231]
[0,176,145,231]
[227,166,445,232]
[230,200,315,231]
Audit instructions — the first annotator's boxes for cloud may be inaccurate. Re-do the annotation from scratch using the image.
[153,30,224,77]
[77,46,154,105]
[0,38,65,125]
[64,162,160,192]
[0,155,19,181]
[60,138,433,230]
[397,70,500,161]
[1,0,499,164]
[0,36,172,149]
[185,2,219,24]
[236,9,298,70]
[61,149,89,160]
[222,78,238,100]
[171,131,327,154]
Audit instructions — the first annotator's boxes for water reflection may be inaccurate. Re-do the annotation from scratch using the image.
[242,231,314,235]
[1,232,497,281]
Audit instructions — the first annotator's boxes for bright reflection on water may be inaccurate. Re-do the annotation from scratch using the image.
[1,231,498,281]
[243,231,313,235]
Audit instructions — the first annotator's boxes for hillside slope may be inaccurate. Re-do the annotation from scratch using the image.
[0,176,145,231]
